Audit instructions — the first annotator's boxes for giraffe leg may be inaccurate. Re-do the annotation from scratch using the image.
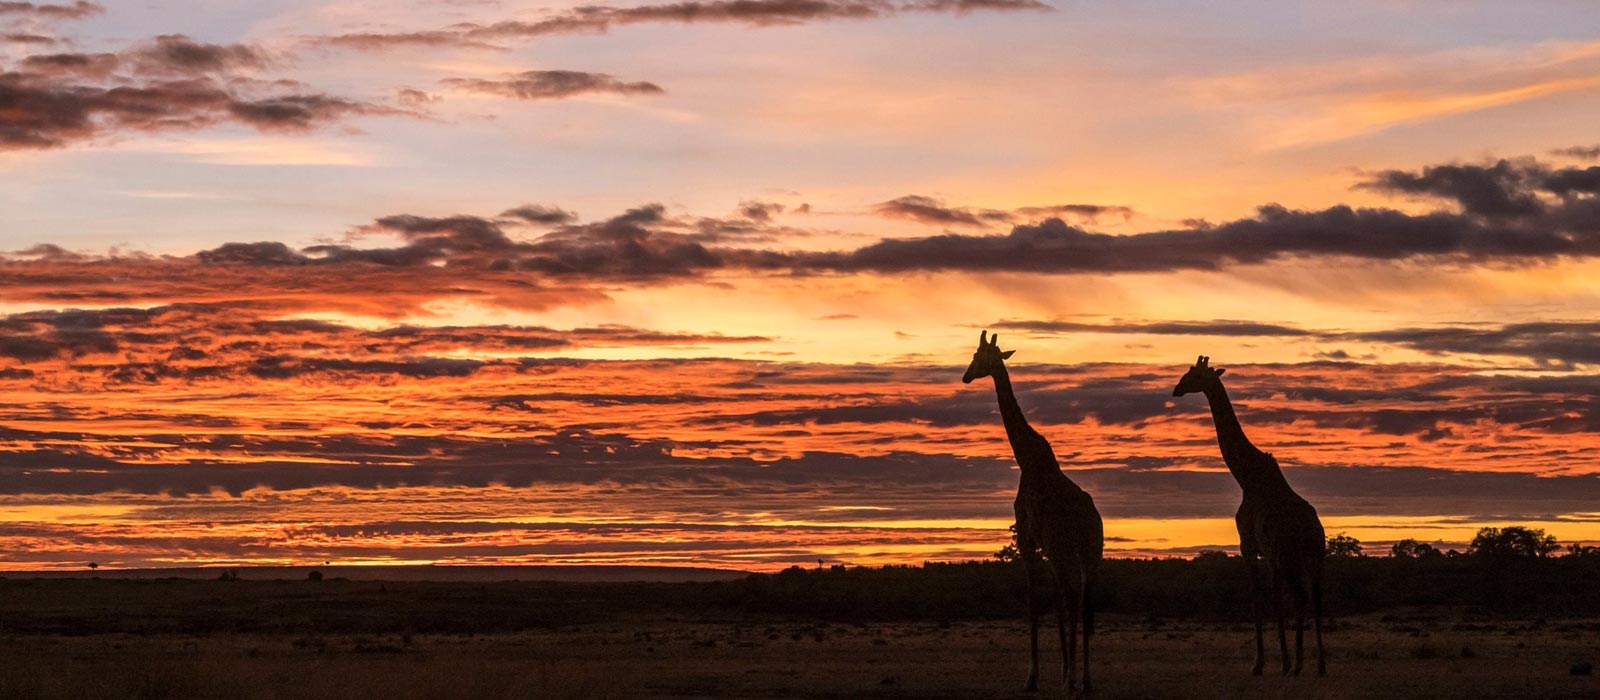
[1047,558,1075,691]
[1022,547,1040,692]
[1313,574,1327,677]
[1273,569,1290,676]
[1081,571,1093,694]
[1248,556,1265,676]
[1064,582,1079,692]
[1293,588,1306,676]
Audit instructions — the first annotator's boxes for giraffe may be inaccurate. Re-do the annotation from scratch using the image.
[1172,355,1327,676]
[963,330,1104,693]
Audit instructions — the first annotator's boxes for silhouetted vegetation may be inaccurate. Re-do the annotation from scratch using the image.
[1326,532,1364,558]
[1390,539,1442,559]
[1469,526,1561,559]
[719,545,1600,623]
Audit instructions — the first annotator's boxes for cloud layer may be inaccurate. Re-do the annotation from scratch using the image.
[4,322,1600,568]
[3,152,1597,320]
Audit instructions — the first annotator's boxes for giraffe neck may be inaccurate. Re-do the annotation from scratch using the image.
[1200,380,1274,488]
[991,364,1053,477]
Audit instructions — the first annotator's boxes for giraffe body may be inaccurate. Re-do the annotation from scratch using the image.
[1175,356,1327,676]
[964,331,1103,693]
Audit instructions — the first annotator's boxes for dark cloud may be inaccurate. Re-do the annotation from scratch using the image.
[0,35,410,150]
[193,241,306,266]
[712,381,1181,430]
[0,1,100,19]
[1013,204,1135,223]
[315,30,505,52]
[277,202,801,278]
[739,200,784,222]
[0,303,770,379]
[3,32,60,44]
[19,36,275,80]
[130,34,269,75]
[229,94,400,130]
[441,70,663,99]
[3,148,1599,313]
[0,74,233,149]
[1358,156,1600,222]
[994,316,1600,368]
[874,195,1012,226]
[0,426,1013,496]
[907,0,1050,10]
[3,411,1599,525]
[1349,322,1600,369]
[873,195,1131,228]
[499,204,579,225]
[317,0,1049,51]
[1540,166,1600,199]
[991,319,1313,337]
[395,88,439,106]
[1551,144,1600,160]
[799,192,1600,274]
[1076,464,1600,521]
[1357,159,1544,219]
[17,51,119,78]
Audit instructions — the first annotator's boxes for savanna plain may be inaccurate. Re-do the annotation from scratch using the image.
[0,560,1595,700]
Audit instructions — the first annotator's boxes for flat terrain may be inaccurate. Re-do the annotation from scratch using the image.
[0,576,1594,699]
[1,615,1596,698]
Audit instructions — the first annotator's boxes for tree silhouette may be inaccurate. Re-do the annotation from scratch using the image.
[1469,527,1560,559]
[1389,539,1441,559]
[1326,533,1363,558]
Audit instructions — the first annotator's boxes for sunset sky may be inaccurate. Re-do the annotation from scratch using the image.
[3,0,1600,570]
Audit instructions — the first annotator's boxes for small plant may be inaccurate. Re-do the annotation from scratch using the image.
[307,570,323,581]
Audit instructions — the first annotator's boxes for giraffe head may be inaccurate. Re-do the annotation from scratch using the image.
[1172,355,1226,396]
[961,330,1015,384]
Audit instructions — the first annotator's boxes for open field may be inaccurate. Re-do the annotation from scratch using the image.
[0,575,1594,699]
[0,614,1595,699]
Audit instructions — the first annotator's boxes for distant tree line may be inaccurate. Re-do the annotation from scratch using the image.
[709,525,1600,623]
[1315,526,1568,561]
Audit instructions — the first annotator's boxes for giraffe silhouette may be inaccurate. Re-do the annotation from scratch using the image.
[963,331,1103,693]
[1173,355,1327,676]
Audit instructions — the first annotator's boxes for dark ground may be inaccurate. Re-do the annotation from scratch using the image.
[0,611,1594,699]
[0,559,1594,699]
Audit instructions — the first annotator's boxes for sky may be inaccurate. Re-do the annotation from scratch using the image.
[2,0,1600,570]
